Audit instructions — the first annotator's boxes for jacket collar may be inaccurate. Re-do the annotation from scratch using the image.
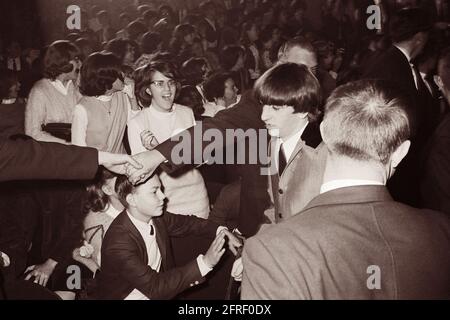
[302,185,393,213]
[116,210,167,267]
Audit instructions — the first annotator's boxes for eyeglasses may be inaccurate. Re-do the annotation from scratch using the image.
[150,80,177,89]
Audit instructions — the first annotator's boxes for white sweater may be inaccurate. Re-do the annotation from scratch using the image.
[128,104,210,218]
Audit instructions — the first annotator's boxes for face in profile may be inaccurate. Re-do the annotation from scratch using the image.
[129,175,166,219]
[66,58,82,81]
[223,77,238,104]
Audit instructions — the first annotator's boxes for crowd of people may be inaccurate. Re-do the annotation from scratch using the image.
[0,0,450,300]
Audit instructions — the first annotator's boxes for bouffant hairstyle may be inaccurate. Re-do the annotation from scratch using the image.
[140,32,163,54]
[133,59,181,107]
[43,40,80,80]
[105,39,134,62]
[79,52,124,97]
[84,168,117,213]
[220,45,245,71]
[180,57,208,86]
[203,72,234,102]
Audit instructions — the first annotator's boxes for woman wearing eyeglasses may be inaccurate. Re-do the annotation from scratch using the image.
[128,59,210,219]
[71,52,140,153]
[25,40,82,143]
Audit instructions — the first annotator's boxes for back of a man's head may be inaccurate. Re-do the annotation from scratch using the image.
[389,8,431,43]
[321,80,410,165]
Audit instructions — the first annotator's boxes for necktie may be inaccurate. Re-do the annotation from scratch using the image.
[12,59,17,71]
[278,143,287,176]
[411,64,427,94]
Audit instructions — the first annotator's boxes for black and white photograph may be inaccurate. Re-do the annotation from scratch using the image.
[0,0,449,305]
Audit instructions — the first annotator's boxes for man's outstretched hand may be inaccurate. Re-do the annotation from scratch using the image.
[127,149,166,184]
[98,151,143,175]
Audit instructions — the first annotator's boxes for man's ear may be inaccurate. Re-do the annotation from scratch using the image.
[319,121,326,140]
[391,140,411,168]
[101,184,113,196]
[145,88,152,97]
[126,193,135,208]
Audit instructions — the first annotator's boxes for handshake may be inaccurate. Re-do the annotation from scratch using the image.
[98,149,166,184]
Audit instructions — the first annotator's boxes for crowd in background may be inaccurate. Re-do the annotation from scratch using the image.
[0,0,449,300]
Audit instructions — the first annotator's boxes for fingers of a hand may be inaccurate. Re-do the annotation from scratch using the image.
[39,274,46,286]
[229,245,238,256]
[127,156,143,169]
[25,265,36,273]
[25,272,33,281]
[214,238,225,253]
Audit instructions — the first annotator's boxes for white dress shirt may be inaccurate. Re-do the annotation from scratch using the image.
[273,122,309,172]
[124,212,222,300]
[320,179,384,194]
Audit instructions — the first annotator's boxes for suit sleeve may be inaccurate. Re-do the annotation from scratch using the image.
[162,212,218,239]
[241,235,311,300]
[103,226,205,300]
[156,90,264,173]
[0,137,99,182]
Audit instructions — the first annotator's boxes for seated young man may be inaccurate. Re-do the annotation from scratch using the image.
[94,173,241,300]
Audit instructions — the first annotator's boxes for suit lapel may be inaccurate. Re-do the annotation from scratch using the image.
[120,211,149,264]
[153,217,167,271]
[286,122,322,168]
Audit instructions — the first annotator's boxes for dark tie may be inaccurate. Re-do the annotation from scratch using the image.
[149,224,154,236]
[278,143,287,176]
[412,64,427,95]
[12,59,17,71]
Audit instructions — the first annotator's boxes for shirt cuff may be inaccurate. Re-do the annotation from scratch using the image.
[197,254,212,277]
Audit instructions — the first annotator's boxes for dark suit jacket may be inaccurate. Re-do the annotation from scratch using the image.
[362,45,428,206]
[242,185,450,299]
[421,113,450,214]
[156,90,270,237]
[362,45,421,134]
[0,136,98,182]
[96,210,219,300]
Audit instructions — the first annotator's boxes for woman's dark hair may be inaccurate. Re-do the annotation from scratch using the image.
[0,69,19,100]
[220,45,245,71]
[172,23,195,40]
[43,40,80,80]
[75,37,93,61]
[175,85,205,119]
[133,59,181,107]
[79,52,124,97]
[203,72,234,102]
[140,32,163,54]
[105,39,133,62]
[127,20,148,41]
[240,20,257,45]
[181,57,208,85]
[84,168,117,213]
